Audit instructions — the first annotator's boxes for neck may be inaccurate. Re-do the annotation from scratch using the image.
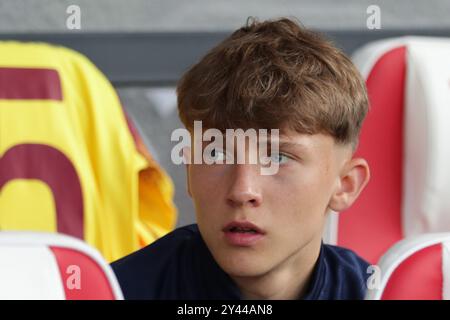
[231,239,322,300]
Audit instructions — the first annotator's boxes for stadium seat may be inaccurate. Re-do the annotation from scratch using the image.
[365,233,450,300]
[0,231,123,299]
[323,37,450,264]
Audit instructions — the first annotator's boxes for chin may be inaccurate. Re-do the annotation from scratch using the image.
[215,250,273,278]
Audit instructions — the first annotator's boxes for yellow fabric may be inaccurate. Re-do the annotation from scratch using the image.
[0,42,177,262]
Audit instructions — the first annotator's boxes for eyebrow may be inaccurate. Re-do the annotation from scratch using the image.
[259,140,310,153]
[277,141,309,150]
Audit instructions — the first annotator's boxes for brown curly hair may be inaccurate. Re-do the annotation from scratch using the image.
[177,17,368,150]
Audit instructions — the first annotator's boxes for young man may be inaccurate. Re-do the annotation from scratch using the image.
[112,17,371,300]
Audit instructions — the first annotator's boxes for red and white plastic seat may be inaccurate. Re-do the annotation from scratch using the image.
[365,233,450,300]
[0,232,123,300]
[323,37,450,264]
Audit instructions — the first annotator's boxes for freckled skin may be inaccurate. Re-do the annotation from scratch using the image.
[186,131,361,285]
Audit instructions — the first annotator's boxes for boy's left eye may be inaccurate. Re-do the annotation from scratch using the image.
[270,153,290,164]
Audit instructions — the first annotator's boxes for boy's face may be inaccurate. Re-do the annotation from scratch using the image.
[187,129,365,278]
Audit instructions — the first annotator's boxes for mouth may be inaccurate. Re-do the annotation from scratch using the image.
[222,221,266,247]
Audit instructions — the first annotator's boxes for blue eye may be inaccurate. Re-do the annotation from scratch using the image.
[270,153,290,164]
[210,148,226,162]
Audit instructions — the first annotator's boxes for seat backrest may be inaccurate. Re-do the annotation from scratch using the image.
[323,37,450,264]
[0,232,123,300]
[338,39,407,264]
[365,233,450,300]
[0,41,176,262]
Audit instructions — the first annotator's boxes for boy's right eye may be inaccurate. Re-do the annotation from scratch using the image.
[209,148,227,162]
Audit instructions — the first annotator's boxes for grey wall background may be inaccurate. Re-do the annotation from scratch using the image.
[1,0,449,227]
[1,0,450,32]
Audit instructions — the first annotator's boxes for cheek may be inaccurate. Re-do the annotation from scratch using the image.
[269,165,334,217]
[266,173,330,246]
[189,165,227,211]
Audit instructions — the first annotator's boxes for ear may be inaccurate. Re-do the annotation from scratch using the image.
[328,157,370,212]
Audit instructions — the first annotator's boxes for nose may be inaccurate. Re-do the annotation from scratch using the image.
[226,164,263,208]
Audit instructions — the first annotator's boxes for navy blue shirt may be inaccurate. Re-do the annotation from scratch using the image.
[111,224,369,300]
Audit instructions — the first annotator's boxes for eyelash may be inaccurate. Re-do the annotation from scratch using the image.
[271,152,295,164]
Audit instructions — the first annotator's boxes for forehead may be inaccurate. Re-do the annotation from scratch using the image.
[281,130,353,164]
[277,130,336,152]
